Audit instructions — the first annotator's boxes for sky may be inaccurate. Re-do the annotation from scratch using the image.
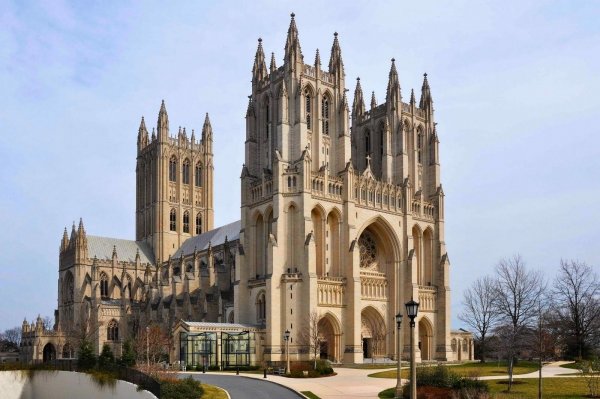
[1,1,599,332]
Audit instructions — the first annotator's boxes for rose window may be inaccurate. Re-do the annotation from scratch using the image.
[358,232,377,269]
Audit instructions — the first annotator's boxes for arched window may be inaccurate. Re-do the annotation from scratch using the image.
[196,213,202,235]
[100,273,109,299]
[195,163,203,187]
[169,156,177,182]
[256,291,266,323]
[321,97,329,135]
[379,125,384,156]
[169,209,176,231]
[305,90,312,129]
[107,319,119,341]
[365,129,371,155]
[183,211,190,233]
[182,159,190,184]
[417,129,423,164]
[265,101,270,138]
[64,272,74,303]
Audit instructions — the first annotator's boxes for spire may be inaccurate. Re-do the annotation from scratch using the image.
[269,52,277,73]
[410,88,416,105]
[77,217,86,237]
[191,128,195,144]
[371,91,377,109]
[61,227,69,251]
[137,116,149,151]
[252,38,267,82]
[419,73,432,109]
[157,100,169,140]
[386,58,400,102]
[202,113,212,142]
[151,128,156,141]
[328,32,344,75]
[352,77,365,117]
[70,221,77,242]
[246,96,255,118]
[314,48,321,69]
[284,13,303,66]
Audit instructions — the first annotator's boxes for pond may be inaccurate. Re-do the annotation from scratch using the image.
[0,370,157,399]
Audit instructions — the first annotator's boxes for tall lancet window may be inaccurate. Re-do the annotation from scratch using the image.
[322,97,329,135]
[417,129,423,164]
[182,159,190,184]
[100,273,109,299]
[169,156,177,182]
[196,213,202,235]
[305,90,312,129]
[169,209,176,231]
[195,162,203,187]
[183,211,190,233]
[365,129,371,155]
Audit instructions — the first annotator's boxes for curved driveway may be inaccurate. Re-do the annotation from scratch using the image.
[183,373,303,399]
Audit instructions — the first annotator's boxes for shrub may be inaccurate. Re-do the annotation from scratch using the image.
[208,365,220,371]
[118,340,136,367]
[315,359,334,376]
[77,339,96,371]
[161,376,204,399]
[98,344,115,371]
[401,365,488,398]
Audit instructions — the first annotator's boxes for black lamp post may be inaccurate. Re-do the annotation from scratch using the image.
[283,329,291,375]
[405,299,420,399]
[395,313,404,399]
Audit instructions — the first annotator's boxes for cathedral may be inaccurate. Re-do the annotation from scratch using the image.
[20,14,473,366]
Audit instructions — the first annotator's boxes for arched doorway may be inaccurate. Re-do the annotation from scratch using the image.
[43,343,56,362]
[361,307,386,359]
[317,314,339,362]
[418,318,433,361]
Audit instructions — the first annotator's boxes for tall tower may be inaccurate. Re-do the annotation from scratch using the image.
[237,14,451,364]
[136,101,214,263]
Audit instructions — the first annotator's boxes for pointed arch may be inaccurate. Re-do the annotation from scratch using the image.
[169,155,177,182]
[100,272,109,299]
[326,208,342,277]
[63,271,74,304]
[170,208,177,231]
[321,91,332,135]
[356,215,402,265]
[418,316,434,360]
[255,290,266,324]
[361,306,387,359]
[423,227,434,286]
[195,212,202,235]
[195,162,203,187]
[311,205,326,276]
[318,312,342,362]
[182,158,191,184]
[416,126,424,164]
[303,84,315,130]
[183,210,190,233]
[285,203,299,272]
[107,319,119,341]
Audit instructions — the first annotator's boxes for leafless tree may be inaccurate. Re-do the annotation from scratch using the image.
[299,311,322,369]
[459,275,500,362]
[133,323,170,366]
[42,316,54,331]
[370,319,388,363]
[493,254,545,392]
[551,260,600,360]
[1,327,22,348]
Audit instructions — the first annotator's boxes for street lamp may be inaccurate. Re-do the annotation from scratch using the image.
[405,299,420,399]
[283,329,291,375]
[395,313,404,399]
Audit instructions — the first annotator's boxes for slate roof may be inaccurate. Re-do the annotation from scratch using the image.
[183,321,260,329]
[173,220,241,258]
[87,235,155,264]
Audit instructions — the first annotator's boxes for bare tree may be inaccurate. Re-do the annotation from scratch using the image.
[133,323,170,366]
[299,311,321,369]
[459,275,500,362]
[42,316,54,331]
[552,260,600,360]
[493,254,545,392]
[1,327,22,348]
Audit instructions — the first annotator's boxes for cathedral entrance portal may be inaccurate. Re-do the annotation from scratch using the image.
[317,314,339,362]
[43,343,56,362]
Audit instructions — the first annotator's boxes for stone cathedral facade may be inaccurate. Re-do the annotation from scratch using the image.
[20,15,473,365]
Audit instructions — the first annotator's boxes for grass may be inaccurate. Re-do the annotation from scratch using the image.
[337,363,397,370]
[201,383,228,399]
[488,377,591,398]
[560,361,582,370]
[301,391,322,399]
[369,361,539,379]
[379,377,593,398]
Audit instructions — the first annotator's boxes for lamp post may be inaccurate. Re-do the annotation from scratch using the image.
[405,299,420,399]
[395,313,404,399]
[146,326,149,369]
[283,329,291,375]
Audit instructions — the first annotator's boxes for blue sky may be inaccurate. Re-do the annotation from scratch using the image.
[1,1,599,331]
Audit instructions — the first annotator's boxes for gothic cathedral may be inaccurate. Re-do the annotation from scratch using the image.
[20,14,472,365]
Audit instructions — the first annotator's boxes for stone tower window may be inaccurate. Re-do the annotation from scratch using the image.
[195,162,203,187]
[169,156,177,182]
[322,97,329,135]
[305,90,312,129]
[196,213,202,235]
[107,319,119,341]
[64,272,74,303]
[417,129,423,164]
[182,159,190,184]
[256,291,266,323]
[183,211,190,233]
[169,209,177,231]
[365,129,371,155]
[100,273,109,299]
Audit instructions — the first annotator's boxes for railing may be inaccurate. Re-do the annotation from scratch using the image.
[411,200,435,220]
[317,276,346,306]
[360,271,388,301]
[311,173,343,201]
[418,285,437,312]
[352,174,404,214]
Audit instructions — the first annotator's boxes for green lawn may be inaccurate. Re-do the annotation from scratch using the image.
[488,377,591,398]
[379,377,593,398]
[301,391,321,399]
[201,383,228,399]
[369,361,539,379]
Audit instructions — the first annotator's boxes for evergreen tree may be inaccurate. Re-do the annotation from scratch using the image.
[77,339,96,371]
[98,343,115,370]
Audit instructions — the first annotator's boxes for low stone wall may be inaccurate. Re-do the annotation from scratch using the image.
[0,370,157,399]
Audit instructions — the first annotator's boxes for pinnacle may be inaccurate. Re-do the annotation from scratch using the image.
[410,88,416,103]
[371,91,377,108]
[314,48,321,68]
[270,52,276,71]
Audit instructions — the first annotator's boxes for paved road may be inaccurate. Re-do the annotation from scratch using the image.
[183,373,303,399]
